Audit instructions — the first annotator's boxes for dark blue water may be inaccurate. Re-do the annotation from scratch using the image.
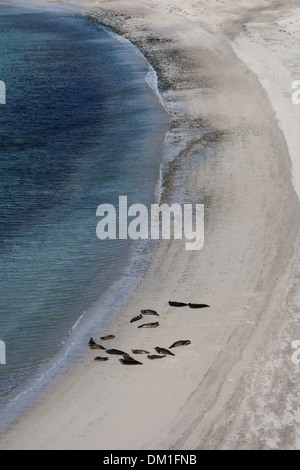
[0,3,168,408]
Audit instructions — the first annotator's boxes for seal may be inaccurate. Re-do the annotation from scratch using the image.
[89,338,105,350]
[105,348,127,355]
[169,340,191,348]
[155,347,175,356]
[131,349,150,354]
[100,335,115,340]
[141,309,159,316]
[120,354,143,365]
[130,314,143,323]
[138,322,159,329]
[168,301,188,307]
[188,303,210,309]
[94,356,109,362]
[147,354,166,360]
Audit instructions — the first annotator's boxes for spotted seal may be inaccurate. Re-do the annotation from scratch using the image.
[131,349,150,355]
[89,338,105,350]
[155,347,175,356]
[169,340,191,348]
[105,348,127,355]
[130,314,143,323]
[147,354,166,360]
[141,309,159,316]
[138,322,159,329]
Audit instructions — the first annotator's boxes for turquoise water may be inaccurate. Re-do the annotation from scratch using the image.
[0,3,168,410]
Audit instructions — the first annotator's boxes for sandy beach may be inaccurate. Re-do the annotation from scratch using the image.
[1,0,300,450]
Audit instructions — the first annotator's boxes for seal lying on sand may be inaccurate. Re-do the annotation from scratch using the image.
[148,354,166,360]
[155,347,175,356]
[100,335,115,340]
[189,303,210,309]
[105,349,127,355]
[169,340,191,348]
[120,354,143,365]
[138,322,159,329]
[131,349,150,354]
[130,314,143,323]
[94,356,109,362]
[168,301,188,307]
[141,309,159,316]
[89,338,105,350]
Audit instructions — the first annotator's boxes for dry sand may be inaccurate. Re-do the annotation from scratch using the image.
[1,0,300,450]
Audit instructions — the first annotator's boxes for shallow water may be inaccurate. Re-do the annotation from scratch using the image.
[0,3,168,409]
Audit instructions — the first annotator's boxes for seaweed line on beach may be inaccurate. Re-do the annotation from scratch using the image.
[83,9,224,207]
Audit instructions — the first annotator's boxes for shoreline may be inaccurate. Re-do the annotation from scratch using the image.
[0,3,171,434]
[2,0,300,450]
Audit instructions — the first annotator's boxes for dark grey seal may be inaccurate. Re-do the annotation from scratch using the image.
[100,335,115,340]
[131,349,150,355]
[155,347,175,356]
[147,354,166,360]
[141,309,159,316]
[105,349,127,355]
[169,340,191,349]
[94,356,109,362]
[120,354,143,365]
[130,314,143,323]
[89,338,105,350]
[168,301,188,307]
[138,322,159,329]
[188,303,210,309]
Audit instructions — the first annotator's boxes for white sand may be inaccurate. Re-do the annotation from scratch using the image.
[1,0,300,450]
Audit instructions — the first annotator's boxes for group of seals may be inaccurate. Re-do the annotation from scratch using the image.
[89,300,206,365]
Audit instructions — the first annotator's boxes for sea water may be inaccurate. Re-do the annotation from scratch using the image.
[0,3,168,415]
